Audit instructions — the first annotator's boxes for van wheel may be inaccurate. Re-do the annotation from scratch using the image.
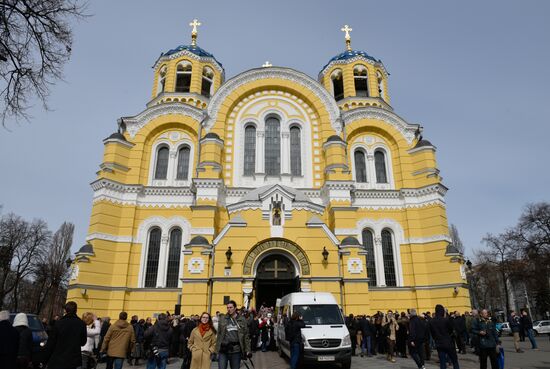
[342,359,351,369]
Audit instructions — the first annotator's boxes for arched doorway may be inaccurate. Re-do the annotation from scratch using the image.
[254,254,300,309]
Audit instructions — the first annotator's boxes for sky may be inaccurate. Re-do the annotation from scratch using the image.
[1,0,549,258]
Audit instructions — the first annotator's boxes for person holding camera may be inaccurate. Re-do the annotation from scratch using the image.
[215,300,252,369]
[188,312,217,369]
[144,313,172,369]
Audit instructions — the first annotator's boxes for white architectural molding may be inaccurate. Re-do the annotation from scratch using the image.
[206,67,342,133]
[352,184,447,209]
[342,107,419,144]
[121,103,205,138]
[152,49,224,76]
[319,55,389,79]
[86,233,134,243]
[148,136,195,187]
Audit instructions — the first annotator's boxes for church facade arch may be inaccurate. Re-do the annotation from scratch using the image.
[243,238,311,277]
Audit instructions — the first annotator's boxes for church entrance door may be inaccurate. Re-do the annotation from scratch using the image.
[254,254,299,309]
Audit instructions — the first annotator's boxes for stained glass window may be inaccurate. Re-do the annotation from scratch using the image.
[375,150,388,183]
[154,147,169,180]
[354,150,367,182]
[290,126,301,176]
[265,117,280,175]
[166,228,182,288]
[382,229,397,286]
[176,146,190,180]
[144,228,161,287]
[362,228,377,287]
[244,125,256,175]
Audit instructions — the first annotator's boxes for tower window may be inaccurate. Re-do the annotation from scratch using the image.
[290,126,302,176]
[176,146,190,180]
[374,150,388,183]
[381,229,397,287]
[331,69,344,101]
[175,61,192,93]
[154,146,169,180]
[362,228,377,287]
[265,116,281,175]
[243,125,256,175]
[166,228,182,288]
[157,66,167,95]
[201,66,214,98]
[354,65,369,97]
[144,227,161,288]
[377,71,385,100]
[354,150,367,183]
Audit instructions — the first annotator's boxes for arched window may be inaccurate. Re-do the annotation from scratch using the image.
[362,228,377,287]
[157,66,167,95]
[331,69,344,101]
[354,150,367,183]
[374,150,388,183]
[243,125,256,175]
[265,117,280,175]
[144,227,161,287]
[175,61,192,93]
[176,146,190,180]
[354,65,369,97]
[201,66,214,98]
[290,126,301,176]
[154,146,169,180]
[377,71,385,100]
[165,228,182,288]
[381,229,397,287]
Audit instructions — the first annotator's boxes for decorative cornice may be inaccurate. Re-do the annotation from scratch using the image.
[153,49,224,76]
[103,137,135,148]
[206,67,342,133]
[352,184,447,209]
[408,145,436,154]
[121,103,205,138]
[319,55,389,79]
[342,107,419,144]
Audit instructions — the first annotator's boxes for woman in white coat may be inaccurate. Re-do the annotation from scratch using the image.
[81,312,101,369]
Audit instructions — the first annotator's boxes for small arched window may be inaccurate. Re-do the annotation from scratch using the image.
[265,117,281,175]
[374,150,388,183]
[354,65,369,97]
[157,66,167,95]
[175,61,192,93]
[354,150,367,183]
[176,146,190,180]
[201,66,214,98]
[144,227,161,287]
[377,71,385,100]
[331,69,344,101]
[154,146,169,180]
[243,125,256,175]
[381,229,397,286]
[290,126,301,176]
[362,228,377,287]
[166,228,182,288]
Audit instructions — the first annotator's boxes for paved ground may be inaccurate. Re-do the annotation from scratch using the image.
[97,335,550,369]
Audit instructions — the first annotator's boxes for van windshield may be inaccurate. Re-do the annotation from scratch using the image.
[293,305,344,325]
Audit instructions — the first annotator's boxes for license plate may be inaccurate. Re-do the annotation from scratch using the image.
[318,356,335,361]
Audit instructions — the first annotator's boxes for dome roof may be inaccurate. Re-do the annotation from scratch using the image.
[161,45,223,67]
[341,236,361,246]
[187,235,210,246]
[77,243,94,255]
[106,132,127,141]
[326,135,344,143]
[203,132,220,139]
[414,139,433,148]
[322,49,380,73]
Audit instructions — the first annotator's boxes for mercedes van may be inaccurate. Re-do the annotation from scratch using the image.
[275,292,352,369]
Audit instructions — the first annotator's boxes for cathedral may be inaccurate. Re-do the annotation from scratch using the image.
[67,21,470,317]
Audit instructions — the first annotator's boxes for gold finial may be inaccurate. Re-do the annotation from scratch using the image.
[189,18,201,46]
[341,24,352,51]
[262,61,272,68]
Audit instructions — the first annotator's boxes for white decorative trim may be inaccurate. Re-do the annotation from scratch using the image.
[153,49,224,76]
[352,184,447,209]
[86,233,134,243]
[206,67,342,134]
[306,220,340,245]
[103,137,134,148]
[148,137,195,187]
[408,145,436,154]
[342,107,419,144]
[122,103,205,138]
[319,55,389,79]
[191,227,215,235]
[404,235,451,244]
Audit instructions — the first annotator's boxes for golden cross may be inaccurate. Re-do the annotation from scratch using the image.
[189,18,201,46]
[262,61,272,68]
[341,24,353,51]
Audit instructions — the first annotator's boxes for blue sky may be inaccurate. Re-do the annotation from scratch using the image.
[1,0,549,258]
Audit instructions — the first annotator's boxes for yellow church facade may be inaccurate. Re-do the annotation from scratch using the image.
[67,22,470,317]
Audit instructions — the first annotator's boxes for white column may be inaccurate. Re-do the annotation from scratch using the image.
[281,132,290,174]
[374,236,386,287]
[168,150,178,185]
[256,131,265,174]
[366,153,375,187]
[156,235,170,287]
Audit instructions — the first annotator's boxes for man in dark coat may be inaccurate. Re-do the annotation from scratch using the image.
[408,309,427,369]
[428,304,460,369]
[0,310,19,369]
[451,311,467,354]
[144,313,172,369]
[359,315,373,357]
[472,309,500,369]
[44,301,87,369]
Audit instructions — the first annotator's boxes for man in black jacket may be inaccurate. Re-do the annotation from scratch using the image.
[359,315,373,357]
[144,313,172,369]
[429,304,460,369]
[0,310,19,369]
[408,309,427,369]
[44,301,87,369]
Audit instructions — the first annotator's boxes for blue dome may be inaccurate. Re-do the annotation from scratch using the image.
[161,45,223,67]
[322,49,380,73]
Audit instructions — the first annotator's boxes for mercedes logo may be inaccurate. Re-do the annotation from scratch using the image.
[321,339,330,348]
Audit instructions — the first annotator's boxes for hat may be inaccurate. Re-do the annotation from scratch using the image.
[0,310,9,321]
[13,313,29,327]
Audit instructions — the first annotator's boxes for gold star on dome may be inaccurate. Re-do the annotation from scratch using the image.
[341,24,352,51]
[189,18,201,46]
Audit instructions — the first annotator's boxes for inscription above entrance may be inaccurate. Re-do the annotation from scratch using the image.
[243,238,311,276]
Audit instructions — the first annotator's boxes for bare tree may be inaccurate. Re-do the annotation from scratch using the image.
[0,213,28,309]
[0,0,87,127]
[449,224,464,254]
[46,221,74,318]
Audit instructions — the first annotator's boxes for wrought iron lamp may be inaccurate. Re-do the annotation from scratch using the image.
[322,247,329,261]
[225,246,233,261]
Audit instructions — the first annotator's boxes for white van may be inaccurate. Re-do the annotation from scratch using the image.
[275,292,352,369]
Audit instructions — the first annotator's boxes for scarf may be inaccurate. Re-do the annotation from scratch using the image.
[199,322,210,337]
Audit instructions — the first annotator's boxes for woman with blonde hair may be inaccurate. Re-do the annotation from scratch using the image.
[188,312,217,369]
[81,312,101,369]
[382,310,399,363]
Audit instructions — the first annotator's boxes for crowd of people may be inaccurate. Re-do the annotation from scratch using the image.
[0,301,545,369]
